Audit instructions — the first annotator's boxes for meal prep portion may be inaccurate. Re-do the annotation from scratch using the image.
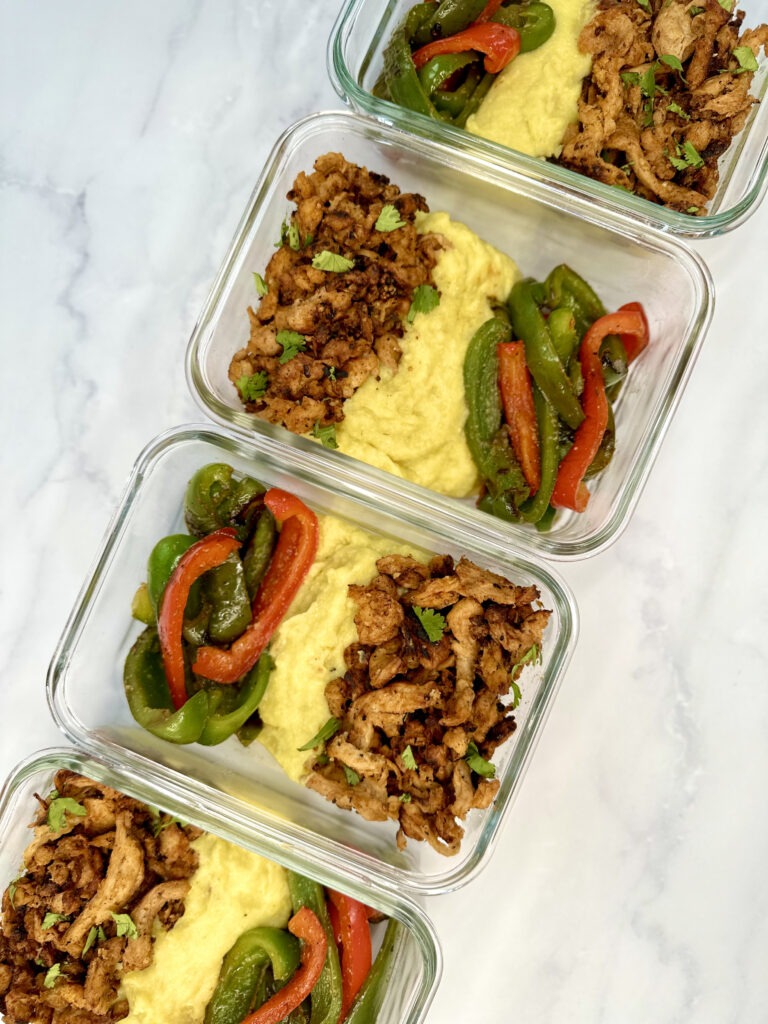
[0,770,398,1024]
[230,153,649,526]
[125,464,551,855]
[376,0,768,213]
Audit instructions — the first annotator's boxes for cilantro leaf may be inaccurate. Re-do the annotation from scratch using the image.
[44,964,62,989]
[47,797,86,833]
[401,745,417,771]
[253,272,269,297]
[668,150,689,171]
[620,71,641,86]
[688,4,705,13]
[511,644,542,679]
[510,679,522,710]
[667,101,690,120]
[717,0,733,10]
[343,766,361,786]
[236,371,269,402]
[287,222,301,251]
[311,421,338,450]
[82,925,106,956]
[636,0,651,10]
[111,913,139,940]
[298,717,341,751]
[640,66,657,98]
[399,792,412,803]
[407,284,440,323]
[375,204,406,232]
[413,605,446,643]
[682,141,704,168]
[312,251,355,273]
[276,330,307,364]
[659,54,685,77]
[733,46,758,73]
[465,742,496,779]
[42,912,69,929]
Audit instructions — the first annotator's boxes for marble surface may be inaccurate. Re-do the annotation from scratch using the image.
[2,2,768,1021]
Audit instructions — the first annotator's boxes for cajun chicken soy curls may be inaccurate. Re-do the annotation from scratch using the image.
[126,463,551,855]
[228,152,650,530]
[377,0,768,213]
[0,770,396,1024]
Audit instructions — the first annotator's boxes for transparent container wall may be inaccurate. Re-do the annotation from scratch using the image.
[47,426,577,894]
[0,748,440,1024]
[185,110,712,560]
[328,0,768,237]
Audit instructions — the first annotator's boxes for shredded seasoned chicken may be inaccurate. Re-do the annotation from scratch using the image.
[229,152,442,434]
[0,771,202,1024]
[306,555,550,856]
[557,0,768,212]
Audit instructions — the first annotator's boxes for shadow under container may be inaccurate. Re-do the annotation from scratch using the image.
[328,0,768,238]
[185,110,713,562]
[46,424,578,897]
[0,747,440,1024]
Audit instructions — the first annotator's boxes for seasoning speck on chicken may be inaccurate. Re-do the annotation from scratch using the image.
[306,556,550,857]
[229,152,442,434]
[0,770,202,1024]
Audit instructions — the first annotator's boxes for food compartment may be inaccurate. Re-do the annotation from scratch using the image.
[47,424,577,894]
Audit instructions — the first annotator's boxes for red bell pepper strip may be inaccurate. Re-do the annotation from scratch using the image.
[327,890,373,1021]
[411,22,521,74]
[157,527,241,710]
[551,308,646,512]
[474,0,506,22]
[241,906,328,1024]
[192,489,318,684]
[497,340,541,494]
[618,301,649,363]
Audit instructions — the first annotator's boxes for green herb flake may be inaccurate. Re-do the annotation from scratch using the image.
[343,766,361,786]
[276,330,307,364]
[325,365,337,381]
[111,913,139,940]
[407,284,440,323]
[465,742,496,779]
[636,0,651,11]
[620,71,641,86]
[287,222,301,251]
[298,717,341,751]
[686,206,700,214]
[42,912,69,930]
[401,745,418,771]
[8,875,20,908]
[412,605,446,643]
[511,644,542,679]
[312,250,355,273]
[311,421,339,450]
[236,371,269,402]
[82,925,107,956]
[399,793,412,803]
[667,101,690,120]
[717,0,734,11]
[668,149,689,171]
[682,140,705,168]
[375,204,406,232]
[44,964,62,989]
[659,53,685,76]
[733,46,758,73]
[510,679,522,710]
[689,4,705,13]
[47,797,86,833]
[640,66,657,98]
[253,272,269,297]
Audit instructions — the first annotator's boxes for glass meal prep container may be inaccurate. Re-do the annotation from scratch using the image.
[185,109,713,561]
[45,424,577,896]
[0,746,440,1024]
[327,0,768,238]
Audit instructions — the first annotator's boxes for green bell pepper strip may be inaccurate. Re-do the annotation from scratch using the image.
[534,503,558,532]
[203,553,253,643]
[405,0,439,47]
[243,508,277,599]
[417,52,475,95]
[544,264,607,328]
[123,627,209,744]
[584,403,616,479]
[287,873,343,1024]
[382,27,445,119]
[547,306,579,367]
[147,534,197,614]
[184,463,265,539]
[425,0,489,37]
[344,918,400,1024]
[599,334,629,387]
[130,583,154,625]
[433,65,482,117]
[519,387,560,524]
[453,70,495,127]
[507,280,585,431]
[491,2,556,53]
[204,925,301,1024]
[198,653,273,747]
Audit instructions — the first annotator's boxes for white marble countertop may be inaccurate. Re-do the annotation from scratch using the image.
[3,2,768,1021]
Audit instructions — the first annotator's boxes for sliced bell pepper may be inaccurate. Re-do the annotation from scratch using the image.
[344,918,400,1024]
[241,907,328,1024]
[618,301,650,362]
[497,340,541,494]
[474,0,505,22]
[411,22,521,74]
[157,527,241,710]
[551,308,646,512]
[192,489,319,684]
[326,890,372,1021]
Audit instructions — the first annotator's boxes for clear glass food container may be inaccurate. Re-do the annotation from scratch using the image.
[0,747,441,1024]
[327,0,768,238]
[185,109,713,560]
[46,424,577,896]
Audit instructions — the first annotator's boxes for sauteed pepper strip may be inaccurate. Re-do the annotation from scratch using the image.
[193,489,319,684]
[411,22,521,73]
[497,340,540,494]
[327,890,373,1020]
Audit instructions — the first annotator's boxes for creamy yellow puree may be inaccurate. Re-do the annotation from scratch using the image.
[121,833,291,1024]
[257,514,422,781]
[465,0,596,158]
[333,210,519,498]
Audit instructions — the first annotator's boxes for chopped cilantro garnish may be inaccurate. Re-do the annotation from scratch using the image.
[399,792,412,803]
[689,4,705,13]
[287,222,301,251]
[82,924,106,956]
[236,371,269,402]
[375,204,406,232]
[42,912,69,929]
[659,54,686,78]
[511,644,542,679]
[620,71,641,87]
[407,284,440,323]
[111,913,139,940]
[311,421,339,450]
[312,250,355,273]
[510,679,522,709]
[44,964,62,989]
[465,742,496,779]
[298,717,341,751]
[667,101,690,120]
[325,365,337,381]
[343,766,361,786]
[732,46,758,74]
[276,330,307,364]
[635,0,651,11]
[682,140,704,168]
[717,0,733,11]
[401,745,418,771]
[412,605,446,643]
[47,797,86,833]
[253,272,269,297]
[686,206,700,214]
